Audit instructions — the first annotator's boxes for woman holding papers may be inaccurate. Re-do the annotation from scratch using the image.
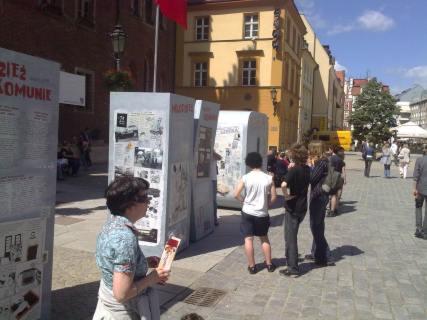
[93,177,169,320]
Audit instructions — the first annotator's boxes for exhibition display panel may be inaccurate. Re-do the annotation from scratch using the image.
[109,93,195,256]
[0,47,59,320]
[215,111,268,209]
[191,100,220,241]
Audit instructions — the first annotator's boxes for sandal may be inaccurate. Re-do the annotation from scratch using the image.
[247,265,257,274]
[264,261,276,272]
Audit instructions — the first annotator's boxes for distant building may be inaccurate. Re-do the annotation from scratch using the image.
[397,85,427,128]
[343,78,389,129]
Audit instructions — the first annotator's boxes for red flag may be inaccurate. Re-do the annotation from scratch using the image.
[156,0,188,29]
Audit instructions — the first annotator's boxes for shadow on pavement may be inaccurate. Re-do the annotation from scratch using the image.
[51,281,99,320]
[330,245,364,263]
[176,213,243,259]
[56,205,107,216]
[56,164,108,205]
[339,201,357,215]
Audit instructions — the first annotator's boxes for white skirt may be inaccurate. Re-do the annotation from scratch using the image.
[92,280,160,320]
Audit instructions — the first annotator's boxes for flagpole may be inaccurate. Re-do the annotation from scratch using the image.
[153,5,160,92]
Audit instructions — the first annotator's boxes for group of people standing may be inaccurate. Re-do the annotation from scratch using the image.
[57,129,92,179]
[362,140,411,178]
[234,143,343,277]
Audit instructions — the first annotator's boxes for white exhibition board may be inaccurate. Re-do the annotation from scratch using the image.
[0,48,59,319]
[109,93,194,257]
[215,111,268,209]
[191,100,220,241]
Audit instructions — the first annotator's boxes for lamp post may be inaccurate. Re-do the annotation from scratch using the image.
[270,88,278,116]
[110,24,127,71]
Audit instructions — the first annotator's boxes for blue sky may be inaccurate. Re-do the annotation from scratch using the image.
[295,0,427,94]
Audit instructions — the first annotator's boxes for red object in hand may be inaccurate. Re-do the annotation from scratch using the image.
[155,0,188,29]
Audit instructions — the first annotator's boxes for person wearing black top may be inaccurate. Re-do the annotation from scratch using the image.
[329,146,346,216]
[307,143,332,266]
[280,144,311,276]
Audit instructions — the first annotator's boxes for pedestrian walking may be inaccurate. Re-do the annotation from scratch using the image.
[391,141,399,166]
[234,152,277,274]
[279,144,310,277]
[363,142,375,177]
[274,151,289,187]
[413,145,427,239]
[93,177,169,320]
[306,142,333,266]
[266,149,277,176]
[328,146,346,216]
[398,144,411,179]
[381,143,392,178]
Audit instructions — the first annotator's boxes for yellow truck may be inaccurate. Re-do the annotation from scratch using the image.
[311,130,352,151]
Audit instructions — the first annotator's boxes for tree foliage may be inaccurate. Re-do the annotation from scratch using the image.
[349,79,399,144]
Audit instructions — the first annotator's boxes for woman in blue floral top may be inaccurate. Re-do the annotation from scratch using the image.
[93,177,169,320]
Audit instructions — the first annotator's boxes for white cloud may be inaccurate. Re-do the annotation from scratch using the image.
[327,10,395,35]
[405,66,427,79]
[357,10,395,31]
[335,61,348,72]
[404,66,427,86]
[327,24,355,36]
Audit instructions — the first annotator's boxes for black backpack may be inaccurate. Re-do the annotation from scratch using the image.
[322,164,344,195]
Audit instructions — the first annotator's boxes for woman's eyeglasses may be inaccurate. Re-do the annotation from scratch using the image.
[135,194,151,204]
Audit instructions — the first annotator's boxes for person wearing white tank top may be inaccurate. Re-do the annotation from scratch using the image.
[234,152,277,274]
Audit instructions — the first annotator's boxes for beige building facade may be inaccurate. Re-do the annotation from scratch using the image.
[176,0,306,149]
[300,14,344,131]
[298,45,317,141]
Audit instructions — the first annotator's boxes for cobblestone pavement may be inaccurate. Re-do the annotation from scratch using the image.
[52,154,427,319]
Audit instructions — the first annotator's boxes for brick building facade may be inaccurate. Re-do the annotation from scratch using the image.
[0,0,176,143]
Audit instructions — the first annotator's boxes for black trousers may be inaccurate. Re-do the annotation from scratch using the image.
[364,160,372,177]
[309,194,329,264]
[284,210,306,271]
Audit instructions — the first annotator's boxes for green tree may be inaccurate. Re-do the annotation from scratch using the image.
[349,78,399,145]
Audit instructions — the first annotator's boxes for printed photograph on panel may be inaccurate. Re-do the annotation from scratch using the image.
[196,126,212,178]
[215,126,242,197]
[133,167,163,245]
[134,147,163,170]
[0,268,16,300]
[114,113,139,142]
[168,162,189,226]
[9,285,41,320]
[0,297,11,320]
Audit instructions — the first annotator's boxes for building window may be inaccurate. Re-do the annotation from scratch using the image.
[78,0,94,24]
[284,61,289,90]
[193,62,208,87]
[286,18,291,43]
[131,0,141,17]
[244,14,259,39]
[40,0,63,14]
[242,60,257,86]
[145,0,154,25]
[75,68,94,112]
[292,27,296,51]
[195,16,209,41]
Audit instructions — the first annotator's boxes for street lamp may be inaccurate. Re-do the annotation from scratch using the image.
[110,24,127,71]
[270,88,278,116]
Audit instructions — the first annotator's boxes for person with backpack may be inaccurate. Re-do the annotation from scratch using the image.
[279,144,311,277]
[328,146,346,217]
[363,142,375,177]
[306,142,333,266]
